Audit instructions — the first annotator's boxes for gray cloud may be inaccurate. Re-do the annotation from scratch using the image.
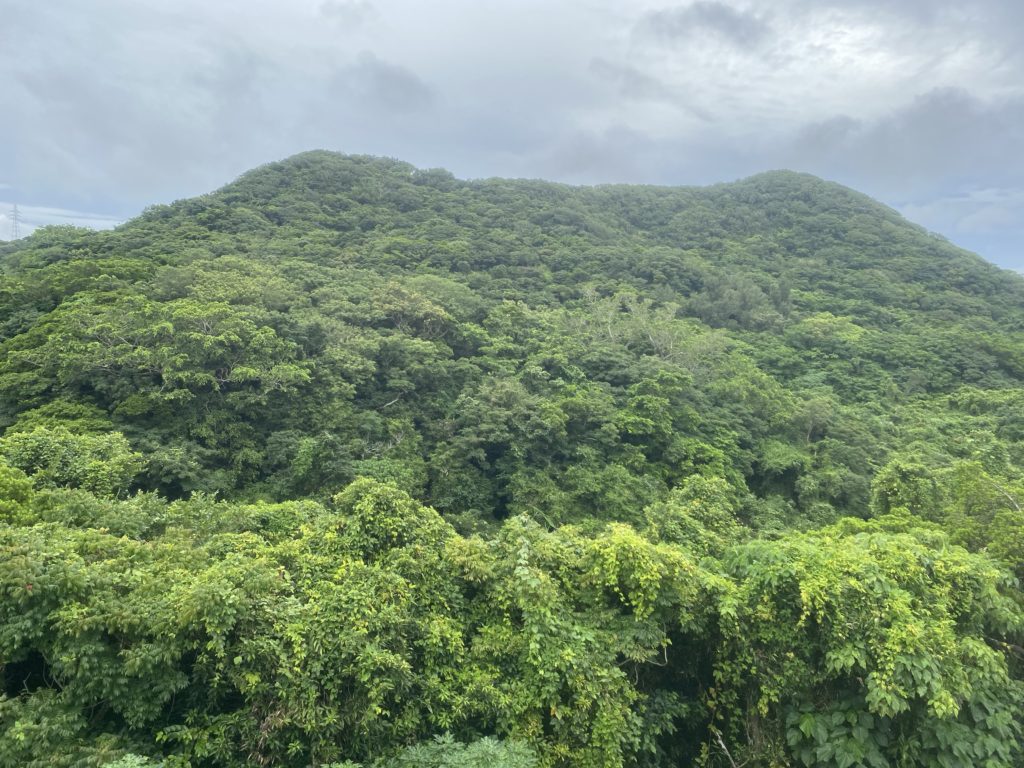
[588,58,713,121]
[331,52,435,114]
[639,2,771,49]
[784,89,1024,199]
[319,0,376,27]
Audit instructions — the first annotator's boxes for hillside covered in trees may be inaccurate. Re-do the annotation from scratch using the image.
[1,151,1022,767]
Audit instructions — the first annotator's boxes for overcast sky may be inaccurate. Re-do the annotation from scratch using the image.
[2,0,1022,269]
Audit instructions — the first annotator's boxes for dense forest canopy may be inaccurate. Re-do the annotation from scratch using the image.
[0,151,1021,767]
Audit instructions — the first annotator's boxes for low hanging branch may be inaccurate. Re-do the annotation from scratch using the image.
[986,477,1022,512]
[713,728,742,768]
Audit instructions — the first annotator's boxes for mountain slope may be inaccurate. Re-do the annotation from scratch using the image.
[2,152,1024,524]
[2,150,1022,522]
[1,152,1022,768]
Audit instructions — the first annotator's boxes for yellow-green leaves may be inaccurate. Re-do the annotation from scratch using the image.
[716,518,1024,767]
[0,427,144,497]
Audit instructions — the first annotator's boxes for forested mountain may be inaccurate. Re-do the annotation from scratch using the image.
[1,151,1021,767]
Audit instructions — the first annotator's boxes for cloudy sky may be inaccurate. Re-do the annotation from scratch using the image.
[2,0,1022,269]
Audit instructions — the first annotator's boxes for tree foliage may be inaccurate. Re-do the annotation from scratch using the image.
[1,152,1022,766]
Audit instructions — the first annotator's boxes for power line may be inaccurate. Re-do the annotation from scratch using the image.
[10,203,20,240]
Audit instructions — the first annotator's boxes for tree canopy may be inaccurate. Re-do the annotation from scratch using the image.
[1,152,1022,766]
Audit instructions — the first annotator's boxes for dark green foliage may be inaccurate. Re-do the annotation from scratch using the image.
[1,152,1023,766]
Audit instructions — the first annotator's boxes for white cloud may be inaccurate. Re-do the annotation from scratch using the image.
[0,201,122,240]
[900,188,1024,235]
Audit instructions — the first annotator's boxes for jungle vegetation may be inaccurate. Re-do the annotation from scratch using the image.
[0,151,1022,767]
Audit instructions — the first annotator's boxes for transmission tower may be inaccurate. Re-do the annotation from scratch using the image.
[10,203,20,240]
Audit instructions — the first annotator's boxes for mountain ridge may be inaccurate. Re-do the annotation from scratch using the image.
[157,151,1021,275]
